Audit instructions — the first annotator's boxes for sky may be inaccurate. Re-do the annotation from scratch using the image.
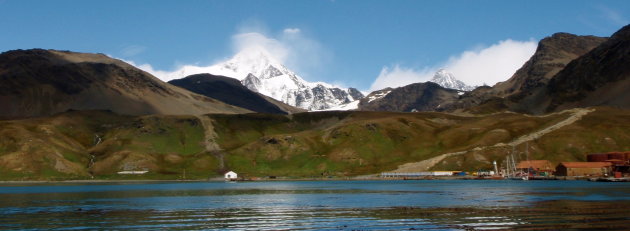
[1,0,629,91]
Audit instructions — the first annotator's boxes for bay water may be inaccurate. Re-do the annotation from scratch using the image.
[1,180,629,230]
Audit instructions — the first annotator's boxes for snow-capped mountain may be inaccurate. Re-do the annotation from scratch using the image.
[203,48,363,110]
[429,69,475,91]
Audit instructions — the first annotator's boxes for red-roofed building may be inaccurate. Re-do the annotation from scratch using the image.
[555,162,612,177]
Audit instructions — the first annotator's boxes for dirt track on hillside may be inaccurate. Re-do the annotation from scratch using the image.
[390,108,595,173]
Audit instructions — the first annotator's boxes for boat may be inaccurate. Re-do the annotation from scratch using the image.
[506,146,529,181]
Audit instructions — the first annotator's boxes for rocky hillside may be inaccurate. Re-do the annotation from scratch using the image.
[0,49,249,119]
[360,25,630,115]
[492,33,607,97]
[168,74,304,114]
[517,24,630,113]
[357,82,460,112]
[434,25,627,115]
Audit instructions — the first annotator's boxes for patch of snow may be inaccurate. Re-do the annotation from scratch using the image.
[317,100,360,111]
[367,90,391,103]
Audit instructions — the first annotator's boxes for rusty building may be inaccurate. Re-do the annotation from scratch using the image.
[587,151,630,175]
[555,162,612,177]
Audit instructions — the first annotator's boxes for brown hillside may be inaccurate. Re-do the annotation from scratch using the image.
[0,49,250,119]
[494,33,606,97]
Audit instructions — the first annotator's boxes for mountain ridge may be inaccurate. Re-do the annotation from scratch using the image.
[518,24,630,114]
[358,82,459,112]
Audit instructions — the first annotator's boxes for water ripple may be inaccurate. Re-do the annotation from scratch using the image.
[1,180,630,230]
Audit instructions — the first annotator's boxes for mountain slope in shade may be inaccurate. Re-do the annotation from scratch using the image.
[257,94,308,114]
[203,48,364,111]
[0,49,250,119]
[168,74,304,114]
[353,70,472,113]
[429,69,475,91]
[514,24,630,114]
[358,82,459,112]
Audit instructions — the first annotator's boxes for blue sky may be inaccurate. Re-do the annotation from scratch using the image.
[1,0,628,90]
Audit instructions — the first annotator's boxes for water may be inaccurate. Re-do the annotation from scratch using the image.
[1,180,629,230]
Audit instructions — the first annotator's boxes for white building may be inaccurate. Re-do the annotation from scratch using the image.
[224,171,238,180]
[117,170,148,175]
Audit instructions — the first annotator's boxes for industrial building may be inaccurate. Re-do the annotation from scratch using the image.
[587,152,630,176]
[555,162,612,177]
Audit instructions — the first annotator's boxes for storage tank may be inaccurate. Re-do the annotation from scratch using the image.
[607,152,625,161]
[587,153,608,162]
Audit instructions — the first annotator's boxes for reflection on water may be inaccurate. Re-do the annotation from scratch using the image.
[1,180,629,230]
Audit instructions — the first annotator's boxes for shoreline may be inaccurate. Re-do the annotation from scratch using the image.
[0,175,620,184]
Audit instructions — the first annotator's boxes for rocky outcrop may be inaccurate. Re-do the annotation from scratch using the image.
[358,82,459,112]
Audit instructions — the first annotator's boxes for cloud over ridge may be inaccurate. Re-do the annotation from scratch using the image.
[370,39,537,91]
[127,26,328,82]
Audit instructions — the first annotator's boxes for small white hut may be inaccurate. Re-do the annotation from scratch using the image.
[224,171,238,180]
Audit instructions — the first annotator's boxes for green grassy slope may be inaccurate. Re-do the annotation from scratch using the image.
[0,108,627,180]
[209,110,577,177]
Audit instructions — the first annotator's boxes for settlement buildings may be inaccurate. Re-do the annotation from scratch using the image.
[379,151,629,179]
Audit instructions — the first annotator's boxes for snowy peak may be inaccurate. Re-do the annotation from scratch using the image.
[429,69,475,91]
[207,48,287,80]
[206,48,364,111]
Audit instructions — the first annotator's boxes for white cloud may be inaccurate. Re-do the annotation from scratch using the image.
[370,39,537,91]
[122,60,173,80]
[232,32,290,63]
[370,65,434,91]
[278,28,329,76]
[283,28,301,35]
[124,25,328,83]
[119,45,146,57]
[447,39,538,86]
[598,5,628,26]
